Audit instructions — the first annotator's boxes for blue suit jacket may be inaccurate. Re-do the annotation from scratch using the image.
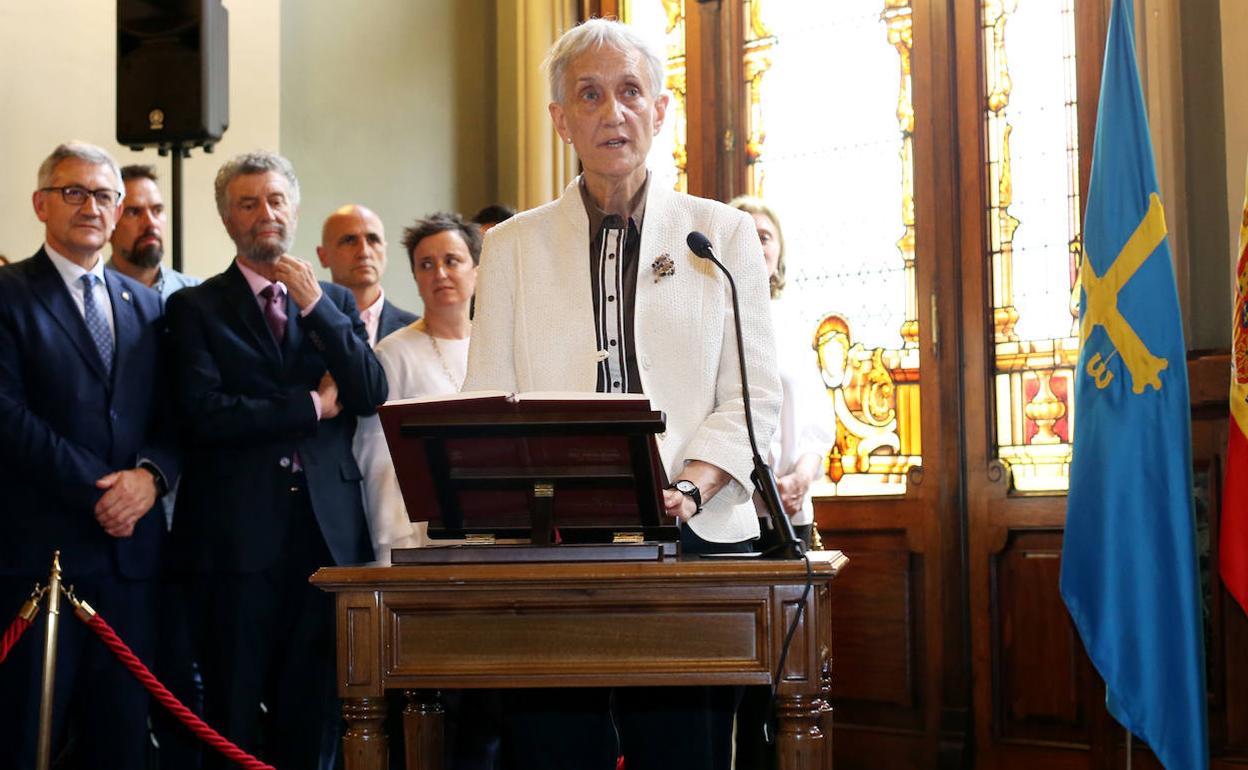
[165,262,388,572]
[0,249,176,579]
[377,299,418,343]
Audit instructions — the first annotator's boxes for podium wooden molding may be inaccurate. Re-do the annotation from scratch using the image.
[313,551,847,770]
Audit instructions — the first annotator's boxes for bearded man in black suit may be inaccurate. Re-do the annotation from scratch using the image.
[165,150,387,770]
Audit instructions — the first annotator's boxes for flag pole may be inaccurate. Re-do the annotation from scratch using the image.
[1125,726,1133,770]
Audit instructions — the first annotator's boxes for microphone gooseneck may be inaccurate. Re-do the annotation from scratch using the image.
[686,230,803,559]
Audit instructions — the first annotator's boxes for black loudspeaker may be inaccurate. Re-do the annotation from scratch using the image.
[117,0,229,148]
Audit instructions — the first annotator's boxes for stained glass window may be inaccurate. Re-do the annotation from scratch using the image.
[983,0,1081,492]
[746,0,921,496]
[622,0,688,192]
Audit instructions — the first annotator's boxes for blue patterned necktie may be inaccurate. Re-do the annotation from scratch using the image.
[80,273,113,374]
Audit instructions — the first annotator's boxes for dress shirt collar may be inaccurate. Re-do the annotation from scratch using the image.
[46,243,106,287]
[579,172,650,235]
[236,258,286,298]
[105,257,164,293]
[359,289,386,347]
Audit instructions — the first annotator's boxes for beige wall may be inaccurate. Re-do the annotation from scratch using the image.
[1222,0,1247,273]
[0,0,497,318]
[1136,0,1240,348]
[0,0,281,278]
[280,0,497,317]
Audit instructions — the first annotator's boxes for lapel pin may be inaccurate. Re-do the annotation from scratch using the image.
[121,290,132,302]
[651,254,675,283]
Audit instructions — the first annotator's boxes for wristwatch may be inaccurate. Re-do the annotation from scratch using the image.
[669,479,703,516]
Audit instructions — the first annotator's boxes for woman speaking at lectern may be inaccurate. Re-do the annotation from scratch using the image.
[462,17,781,770]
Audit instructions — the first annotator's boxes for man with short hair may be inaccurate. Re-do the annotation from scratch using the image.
[165,150,387,770]
[107,164,200,302]
[317,203,417,347]
[471,202,516,235]
[0,141,177,770]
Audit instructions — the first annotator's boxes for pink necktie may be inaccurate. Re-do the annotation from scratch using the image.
[259,284,287,345]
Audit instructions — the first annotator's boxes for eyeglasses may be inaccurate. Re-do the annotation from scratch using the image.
[39,186,122,208]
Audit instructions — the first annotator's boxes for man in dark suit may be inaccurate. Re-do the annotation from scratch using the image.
[317,203,418,347]
[0,141,177,769]
[165,151,388,770]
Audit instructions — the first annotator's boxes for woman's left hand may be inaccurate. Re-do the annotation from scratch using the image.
[662,488,698,522]
[776,473,809,516]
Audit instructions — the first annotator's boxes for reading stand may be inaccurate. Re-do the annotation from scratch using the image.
[378,393,678,563]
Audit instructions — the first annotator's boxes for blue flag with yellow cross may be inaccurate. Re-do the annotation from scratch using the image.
[1059,0,1208,768]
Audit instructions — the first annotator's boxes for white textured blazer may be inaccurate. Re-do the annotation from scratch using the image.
[464,177,782,543]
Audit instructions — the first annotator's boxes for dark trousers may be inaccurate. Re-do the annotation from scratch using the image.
[193,476,338,770]
[154,574,204,769]
[0,571,156,770]
[500,525,751,770]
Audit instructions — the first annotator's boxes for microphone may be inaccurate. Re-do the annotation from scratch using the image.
[686,231,804,559]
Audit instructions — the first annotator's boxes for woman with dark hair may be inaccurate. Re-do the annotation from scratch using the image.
[353,211,481,561]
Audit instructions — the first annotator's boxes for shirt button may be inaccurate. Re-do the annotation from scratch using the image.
[641,355,652,369]
[609,340,617,347]
[279,457,292,469]
[608,253,616,260]
[612,381,621,389]
[607,295,615,302]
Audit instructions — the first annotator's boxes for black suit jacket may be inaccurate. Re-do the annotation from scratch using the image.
[0,249,176,579]
[377,299,418,343]
[165,262,387,572]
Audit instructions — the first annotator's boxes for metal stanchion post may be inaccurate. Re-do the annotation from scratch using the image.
[35,552,63,770]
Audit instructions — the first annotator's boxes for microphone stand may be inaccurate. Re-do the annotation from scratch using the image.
[689,234,804,560]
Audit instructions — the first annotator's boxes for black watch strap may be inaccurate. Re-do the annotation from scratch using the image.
[670,480,702,515]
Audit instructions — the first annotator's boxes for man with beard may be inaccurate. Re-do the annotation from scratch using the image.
[107,164,202,770]
[164,150,387,770]
[317,204,417,347]
[0,141,177,769]
[107,165,199,302]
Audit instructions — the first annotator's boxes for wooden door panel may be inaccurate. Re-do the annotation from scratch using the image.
[991,529,1090,745]
[824,530,924,721]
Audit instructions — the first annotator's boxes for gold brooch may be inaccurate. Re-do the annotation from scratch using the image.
[651,254,675,283]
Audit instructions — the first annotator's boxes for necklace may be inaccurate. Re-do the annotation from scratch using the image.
[429,333,464,391]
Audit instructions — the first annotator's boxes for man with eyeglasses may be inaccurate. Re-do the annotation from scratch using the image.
[108,164,201,303]
[0,141,178,769]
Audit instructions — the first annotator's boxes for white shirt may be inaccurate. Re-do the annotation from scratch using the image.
[358,290,386,349]
[766,300,835,526]
[354,323,470,562]
[45,244,115,339]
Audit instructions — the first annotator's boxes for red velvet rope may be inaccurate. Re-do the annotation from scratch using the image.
[0,615,31,665]
[81,612,276,770]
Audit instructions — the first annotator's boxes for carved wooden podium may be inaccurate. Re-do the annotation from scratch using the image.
[312,551,847,770]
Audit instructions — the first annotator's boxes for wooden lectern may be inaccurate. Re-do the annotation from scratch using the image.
[316,392,846,768]
[312,551,846,770]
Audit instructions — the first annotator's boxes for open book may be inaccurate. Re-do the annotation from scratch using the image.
[377,392,670,541]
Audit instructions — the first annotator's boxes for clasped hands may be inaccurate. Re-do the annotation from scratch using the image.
[94,468,158,538]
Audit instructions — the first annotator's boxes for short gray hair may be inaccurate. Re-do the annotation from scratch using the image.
[544,18,665,105]
[214,150,300,217]
[37,142,123,195]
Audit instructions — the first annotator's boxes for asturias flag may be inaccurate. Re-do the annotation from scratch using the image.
[1224,159,1248,616]
[1060,1,1208,768]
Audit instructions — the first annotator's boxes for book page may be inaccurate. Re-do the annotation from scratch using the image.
[384,390,510,406]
